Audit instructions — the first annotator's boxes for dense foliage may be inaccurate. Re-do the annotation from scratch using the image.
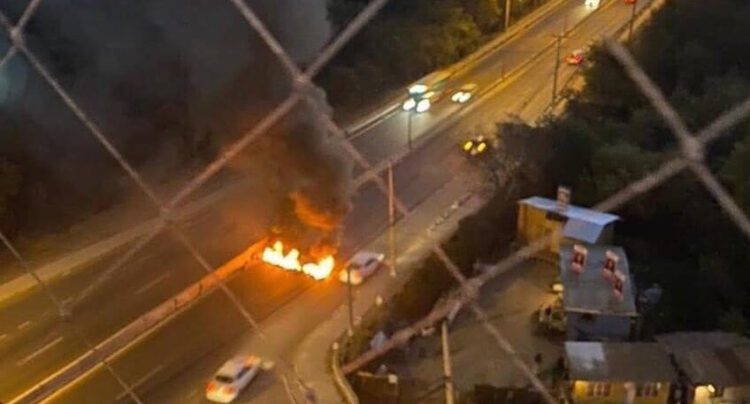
[501,0,750,334]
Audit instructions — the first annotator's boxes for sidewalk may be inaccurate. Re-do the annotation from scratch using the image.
[292,171,488,403]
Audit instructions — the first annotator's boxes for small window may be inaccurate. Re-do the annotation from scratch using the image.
[587,383,611,397]
[365,258,376,267]
[236,366,249,379]
[215,374,234,384]
[636,383,660,397]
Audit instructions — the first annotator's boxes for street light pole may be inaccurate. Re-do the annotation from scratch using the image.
[552,33,563,103]
[441,321,455,404]
[627,0,637,42]
[347,266,354,336]
[504,0,512,31]
[407,110,414,150]
[388,161,396,277]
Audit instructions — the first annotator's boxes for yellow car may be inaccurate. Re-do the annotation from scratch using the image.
[462,135,489,156]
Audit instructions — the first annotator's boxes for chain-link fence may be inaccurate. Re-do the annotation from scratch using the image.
[2,0,750,403]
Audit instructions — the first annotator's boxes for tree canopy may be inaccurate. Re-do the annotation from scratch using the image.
[494,0,750,333]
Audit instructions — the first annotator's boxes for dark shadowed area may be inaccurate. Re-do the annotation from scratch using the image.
[0,0,343,245]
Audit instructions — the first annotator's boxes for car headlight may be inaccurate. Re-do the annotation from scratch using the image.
[416,99,431,113]
[402,98,416,111]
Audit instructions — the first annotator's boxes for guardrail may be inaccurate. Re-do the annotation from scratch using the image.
[10,240,267,404]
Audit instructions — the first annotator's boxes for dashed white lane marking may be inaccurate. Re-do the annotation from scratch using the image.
[17,320,32,330]
[16,335,64,366]
[115,365,164,400]
[134,272,171,295]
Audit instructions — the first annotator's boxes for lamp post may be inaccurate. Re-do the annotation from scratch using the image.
[552,33,563,103]
[441,321,455,404]
[407,109,414,150]
[346,265,354,336]
[627,0,637,42]
[504,0,512,32]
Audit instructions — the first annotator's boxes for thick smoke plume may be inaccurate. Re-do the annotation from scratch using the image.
[0,0,346,241]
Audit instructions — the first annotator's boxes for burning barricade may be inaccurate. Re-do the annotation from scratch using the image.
[261,240,335,280]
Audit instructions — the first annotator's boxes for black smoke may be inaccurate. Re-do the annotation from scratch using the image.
[0,0,347,239]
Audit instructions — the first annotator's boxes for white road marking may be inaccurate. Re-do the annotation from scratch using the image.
[185,390,198,401]
[115,365,163,401]
[0,333,7,343]
[16,335,64,366]
[17,320,32,330]
[134,272,171,295]
[62,296,74,307]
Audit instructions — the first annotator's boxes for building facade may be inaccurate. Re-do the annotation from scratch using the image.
[565,341,676,404]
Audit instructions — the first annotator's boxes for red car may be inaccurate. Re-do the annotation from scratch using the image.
[565,49,585,65]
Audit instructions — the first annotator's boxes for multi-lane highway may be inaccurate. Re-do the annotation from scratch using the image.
[0,0,651,403]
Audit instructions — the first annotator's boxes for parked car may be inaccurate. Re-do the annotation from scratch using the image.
[537,297,566,334]
[206,355,262,403]
[338,251,385,285]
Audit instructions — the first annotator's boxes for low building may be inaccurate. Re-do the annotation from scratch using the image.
[565,341,676,404]
[517,197,619,260]
[656,332,750,404]
[559,244,637,341]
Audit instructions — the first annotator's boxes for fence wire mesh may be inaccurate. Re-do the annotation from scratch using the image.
[1,0,749,403]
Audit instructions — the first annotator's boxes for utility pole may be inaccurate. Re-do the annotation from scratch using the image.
[441,321,455,404]
[347,265,354,336]
[387,161,396,277]
[504,0,512,32]
[627,0,637,42]
[551,33,563,104]
[407,111,414,150]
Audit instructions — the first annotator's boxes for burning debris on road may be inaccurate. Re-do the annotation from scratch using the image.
[261,240,335,280]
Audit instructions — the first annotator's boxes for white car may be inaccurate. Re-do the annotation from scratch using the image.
[338,251,385,285]
[205,355,261,403]
[451,83,478,104]
[585,0,600,9]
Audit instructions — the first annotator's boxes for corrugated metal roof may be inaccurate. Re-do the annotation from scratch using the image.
[563,219,605,243]
[519,197,620,225]
[565,341,676,382]
[559,244,637,316]
[656,332,750,386]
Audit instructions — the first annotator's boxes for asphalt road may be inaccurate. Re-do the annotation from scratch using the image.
[0,0,650,403]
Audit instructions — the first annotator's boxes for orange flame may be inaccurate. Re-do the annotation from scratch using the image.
[261,241,335,280]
